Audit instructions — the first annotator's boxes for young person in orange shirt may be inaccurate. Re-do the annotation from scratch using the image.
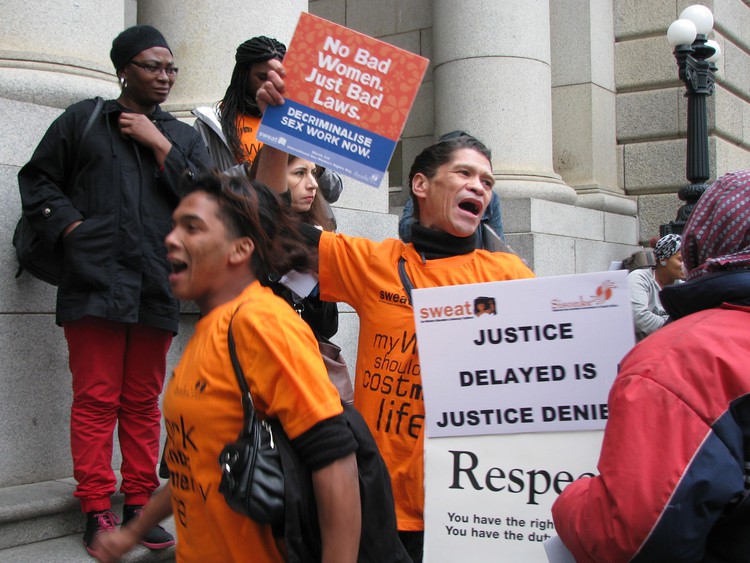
[91,172,361,562]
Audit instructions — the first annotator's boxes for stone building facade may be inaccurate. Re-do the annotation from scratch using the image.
[1,0,748,494]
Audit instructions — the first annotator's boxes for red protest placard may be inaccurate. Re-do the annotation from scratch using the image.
[258,12,429,186]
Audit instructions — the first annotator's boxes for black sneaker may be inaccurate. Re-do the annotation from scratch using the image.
[122,504,175,550]
[83,510,119,556]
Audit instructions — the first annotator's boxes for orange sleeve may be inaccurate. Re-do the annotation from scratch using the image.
[319,230,381,305]
[232,297,343,440]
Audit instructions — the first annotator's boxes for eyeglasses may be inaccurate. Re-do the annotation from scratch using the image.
[128,61,179,76]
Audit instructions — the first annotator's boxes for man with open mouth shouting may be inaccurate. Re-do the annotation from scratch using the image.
[254,58,535,563]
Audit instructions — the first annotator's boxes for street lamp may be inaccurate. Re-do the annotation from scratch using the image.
[661,4,721,236]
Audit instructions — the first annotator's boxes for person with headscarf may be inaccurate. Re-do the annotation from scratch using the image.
[627,232,685,341]
[18,24,210,554]
[552,169,750,563]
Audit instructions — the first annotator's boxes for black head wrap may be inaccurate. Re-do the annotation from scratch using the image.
[235,36,287,66]
[110,25,172,72]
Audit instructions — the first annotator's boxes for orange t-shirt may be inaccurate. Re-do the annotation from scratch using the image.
[237,114,262,164]
[162,281,343,562]
[319,232,534,531]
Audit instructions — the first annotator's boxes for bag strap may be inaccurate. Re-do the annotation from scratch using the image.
[72,97,104,175]
[398,257,415,306]
[83,97,104,139]
[227,309,259,435]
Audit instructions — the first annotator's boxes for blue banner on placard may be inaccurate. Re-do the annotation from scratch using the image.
[258,100,395,187]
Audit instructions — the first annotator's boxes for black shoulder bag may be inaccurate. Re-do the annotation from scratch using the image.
[218,311,286,528]
[13,96,104,285]
[219,308,409,562]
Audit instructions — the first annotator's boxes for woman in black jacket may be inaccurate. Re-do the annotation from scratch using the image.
[17,24,210,555]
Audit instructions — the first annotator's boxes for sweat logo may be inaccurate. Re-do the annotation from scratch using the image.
[418,296,497,323]
[170,375,209,399]
[379,287,410,306]
[550,281,619,312]
[474,296,496,316]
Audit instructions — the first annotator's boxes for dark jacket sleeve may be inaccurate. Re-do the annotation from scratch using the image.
[483,191,504,239]
[158,120,212,197]
[18,104,87,250]
[317,168,344,203]
[398,196,415,243]
[291,413,357,471]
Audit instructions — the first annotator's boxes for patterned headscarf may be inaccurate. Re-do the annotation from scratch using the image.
[654,234,682,262]
[682,169,750,280]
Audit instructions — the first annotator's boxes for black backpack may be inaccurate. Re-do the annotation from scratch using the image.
[14,97,104,285]
[275,403,410,562]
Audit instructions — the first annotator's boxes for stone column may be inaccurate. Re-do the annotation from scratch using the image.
[137,0,307,114]
[0,0,123,109]
[550,0,633,216]
[431,0,577,204]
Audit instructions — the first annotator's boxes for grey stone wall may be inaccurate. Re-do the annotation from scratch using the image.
[615,0,750,242]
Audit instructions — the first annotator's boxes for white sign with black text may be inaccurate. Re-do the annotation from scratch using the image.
[413,271,633,437]
[413,271,634,561]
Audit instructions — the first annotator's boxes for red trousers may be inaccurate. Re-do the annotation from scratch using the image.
[63,316,172,513]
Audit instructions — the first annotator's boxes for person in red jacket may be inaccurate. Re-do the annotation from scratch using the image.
[552,169,750,563]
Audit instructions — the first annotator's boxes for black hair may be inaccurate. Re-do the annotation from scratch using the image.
[407,133,492,221]
[183,171,312,281]
[220,36,286,162]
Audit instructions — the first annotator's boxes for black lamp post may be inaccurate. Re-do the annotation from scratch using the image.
[661,5,721,236]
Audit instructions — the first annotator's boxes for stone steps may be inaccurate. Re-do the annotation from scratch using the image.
[0,478,175,562]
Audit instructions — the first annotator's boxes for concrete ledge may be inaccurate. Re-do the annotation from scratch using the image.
[503,198,605,240]
[335,207,399,241]
[0,532,175,563]
[0,67,118,110]
[576,189,637,216]
[0,477,174,561]
[0,479,78,527]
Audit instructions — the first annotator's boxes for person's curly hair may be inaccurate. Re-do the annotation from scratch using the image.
[182,170,312,281]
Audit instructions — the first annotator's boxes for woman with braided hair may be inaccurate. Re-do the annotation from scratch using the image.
[193,36,286,169]
[193,36,344,205]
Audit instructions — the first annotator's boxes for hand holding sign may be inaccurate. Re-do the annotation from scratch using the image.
[256,58,286,114]
[257,13,428,187]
